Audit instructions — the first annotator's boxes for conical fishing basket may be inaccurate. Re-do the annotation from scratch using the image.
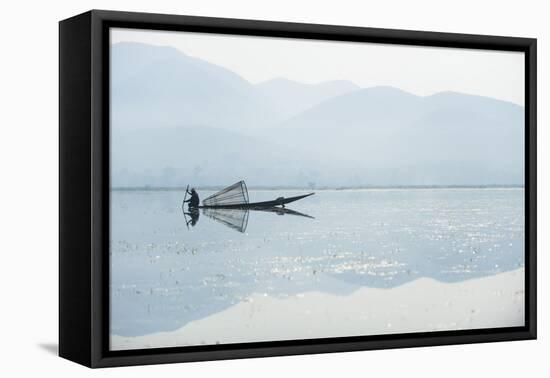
[202,181,249,207]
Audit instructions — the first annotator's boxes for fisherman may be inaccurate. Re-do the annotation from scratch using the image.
[184,187,200,208]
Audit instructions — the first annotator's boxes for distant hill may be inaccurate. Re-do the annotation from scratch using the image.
[111,126,327,187]
[267,87,524,186]
[110,42,524,187]
[255,78,359,120]
[112,43,362,130]
[111,42,276,130]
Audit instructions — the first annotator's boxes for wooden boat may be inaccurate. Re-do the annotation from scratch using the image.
[200,193,314,209]
[197,181,314,209]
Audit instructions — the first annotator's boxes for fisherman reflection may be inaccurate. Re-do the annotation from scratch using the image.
[184,208,200,227]
[183,188,200,208]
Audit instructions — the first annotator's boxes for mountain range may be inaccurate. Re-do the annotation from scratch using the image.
[111,42,524,187]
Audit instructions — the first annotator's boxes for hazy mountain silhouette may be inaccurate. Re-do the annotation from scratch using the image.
[256,78,360,119]
[111,42,524,187]
[111,126,327,187]
[267,87,524,185]
[111,42,276,130]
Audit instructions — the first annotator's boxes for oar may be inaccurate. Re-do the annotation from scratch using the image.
[182,185,190,231]
[182,184,189,210]
[182,210,190,231]
[182,184,190,231]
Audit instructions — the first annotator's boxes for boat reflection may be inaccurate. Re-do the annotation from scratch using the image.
[183,206,314,233]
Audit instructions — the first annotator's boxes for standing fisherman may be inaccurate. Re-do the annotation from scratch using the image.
[183,187,200,208]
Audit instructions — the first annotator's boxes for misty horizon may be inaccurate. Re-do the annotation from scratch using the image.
[110,40,524,188]
[111,184,525,191]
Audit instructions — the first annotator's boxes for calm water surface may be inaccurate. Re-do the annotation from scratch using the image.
[110,189,524,338]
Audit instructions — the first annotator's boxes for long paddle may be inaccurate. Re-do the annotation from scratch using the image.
[182,184,189,209]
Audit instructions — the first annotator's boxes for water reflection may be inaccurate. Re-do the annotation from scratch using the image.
[184,206,314,233]
[111,189,524,340]
[183,208,200,228]
[202,208,249,233]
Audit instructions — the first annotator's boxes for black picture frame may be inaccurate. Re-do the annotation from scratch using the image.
[59,9,537,368]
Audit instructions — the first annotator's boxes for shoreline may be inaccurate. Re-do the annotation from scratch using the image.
[111,185,525,192]
[111,268,525,351]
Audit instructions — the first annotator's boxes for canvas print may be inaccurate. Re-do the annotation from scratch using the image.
[109,28,525,351]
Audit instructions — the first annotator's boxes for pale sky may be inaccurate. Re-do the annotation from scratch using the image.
[111,27,525,106]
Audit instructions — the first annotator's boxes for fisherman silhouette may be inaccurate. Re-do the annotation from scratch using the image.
[184,188,200,209]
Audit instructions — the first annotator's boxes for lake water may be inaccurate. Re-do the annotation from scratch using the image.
[110,188,524,346]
